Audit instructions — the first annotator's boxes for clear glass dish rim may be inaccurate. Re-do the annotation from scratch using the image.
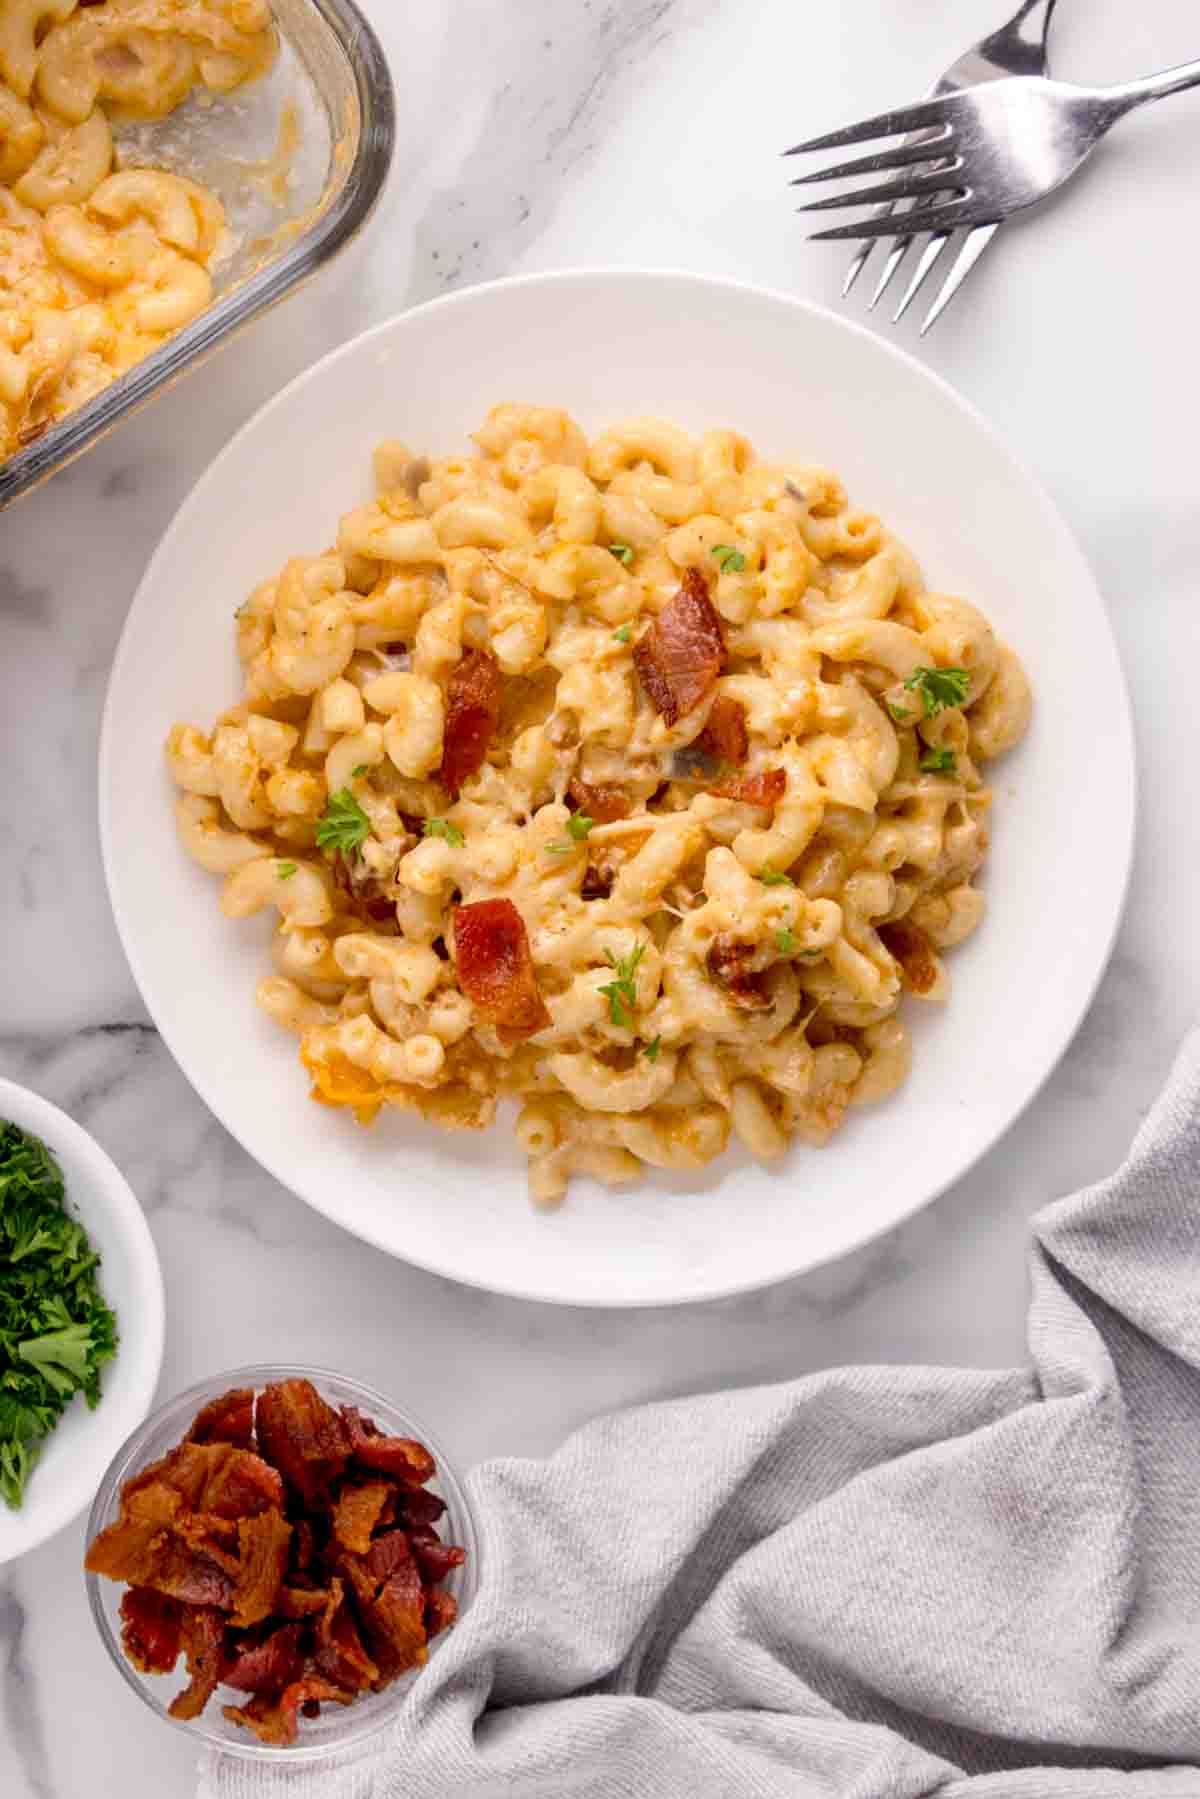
[0,0,396,514]
[84,1361,480,1763]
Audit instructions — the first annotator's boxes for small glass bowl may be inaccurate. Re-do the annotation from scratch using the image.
[84,1363,479,1761]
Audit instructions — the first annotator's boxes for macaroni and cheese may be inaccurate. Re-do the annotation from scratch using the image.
[166,406,1032,1206]
[1,0,276,462]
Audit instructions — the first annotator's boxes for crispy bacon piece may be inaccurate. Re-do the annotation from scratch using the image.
[314,1578,379,1691]
[426,1588,458,1639]
[86,1496,236,1612]
[567,777,629,825]
[342,1409,437,1486]
[397,1488,447,1529]
[275,1584,329,1620]
[696,695,749,767]
[256,1381,350,1509]
[439,649,501,794]
[332,1481,393,1555]
[633,568,724,725]
[188,1389,255,1450]
[453,898,550,1042]
[409,1529,468,1585]
[363,1529,413,1585]
[707,767,787,808]
[169,1606,226,1722]
[120,1589,182,1675]
[224,1678,354,1748]
[706,935,773,1011]
[223,1622,305,1695]
[345,1557,428,1682]
[331,852,396,924]
[130,1441,283,1520]
[879,919,939,996]
[231,1509,292,1628]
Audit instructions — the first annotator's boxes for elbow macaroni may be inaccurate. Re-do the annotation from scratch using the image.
[0,0,276,463]
[166,405,1031,1206]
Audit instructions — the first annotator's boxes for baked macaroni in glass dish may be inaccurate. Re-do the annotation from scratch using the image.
[0,0,276,461]
[165,407,1032,1207]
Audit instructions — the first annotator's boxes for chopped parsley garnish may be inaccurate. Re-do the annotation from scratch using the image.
[613,623,633,644]
[598,944,645,1029]
[713,543,746,574]
[919,747,958,775]
[0,1122,117,1510]
[887,702,912,725]
[609,542,634,566]
[423,817,465,849]
[276,861,298,881]
[903,666,970,718]
[776,928,797,955]
[643,1035,662,1063]
[315,788,370,858]
[758,868,793,887]
[547,814,594,855]
[351,764,369,778]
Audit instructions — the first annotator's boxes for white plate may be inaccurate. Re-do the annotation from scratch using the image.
[99,270,1135,1308]
[0,1077,164,1562]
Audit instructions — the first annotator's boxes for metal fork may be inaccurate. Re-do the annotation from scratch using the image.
[787,59,1200,317]
[837,0,1058,334]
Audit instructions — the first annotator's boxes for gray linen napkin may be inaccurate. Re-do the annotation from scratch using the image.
[201,1031,1200,1799]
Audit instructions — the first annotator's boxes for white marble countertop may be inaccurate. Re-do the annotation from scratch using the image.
[3,1,1198,1792]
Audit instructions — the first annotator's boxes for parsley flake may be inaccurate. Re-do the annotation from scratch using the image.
[548,814,595,855]
[919,747,958,775]
[758,867,793,887]
[903,666,970,718]
[597,944,645,1029]
[643,1035,662,1063]
[713,543,746,574]
[316,788,370,858]
[351,764,369,779]
[776,928,797,955]
[609,542,634,566]
[613,623,633,644]
[887,702,912,725]
[424,817,465,849]
[276,861,298,881]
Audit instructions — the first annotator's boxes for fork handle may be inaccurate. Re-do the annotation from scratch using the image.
[1106,57,1200,113]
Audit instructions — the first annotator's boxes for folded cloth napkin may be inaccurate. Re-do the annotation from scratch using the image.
[202,1032,1200,1799]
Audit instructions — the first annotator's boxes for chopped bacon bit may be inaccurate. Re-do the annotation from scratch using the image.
[633,568,724,725]
[89,1382,465,1747]
[169,1606,226,1721]
[409,1529,468,1585]
[188,1389,255,1449]
[363,1529,413,1585]
[706,935,773,1011]
[223,1622,305,1695]
[231,1509,292,1628]
[314,1579,379,1691]
[332,1481,393,1555]
[696,695,749,767]
[567,777,629,824]
[397,1488,447,1528]
[256,1381,349,1509]
[120,1589,182,1675]
[426,1588,458,1639]
[346,1557,428,1682]
[331,852,395,924]
[879,919,939,995]
[453,898,550,1042]
[224,1678,354,1748]
[707,767,787,808]
[439,649,501,793]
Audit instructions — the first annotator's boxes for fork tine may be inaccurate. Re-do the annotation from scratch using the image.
[919,224,998,334]
[892,234,953,321]
[843,239,876,296]
[798,169,962,214]
[809,200,974,243]
[789,137,953,186]
[869,232,916,307]
[782,96,955,157]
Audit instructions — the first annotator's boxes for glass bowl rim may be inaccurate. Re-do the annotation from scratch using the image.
[84,1361,479,1762]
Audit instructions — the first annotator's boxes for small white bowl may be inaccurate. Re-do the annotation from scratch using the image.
[0,1076,165,1564]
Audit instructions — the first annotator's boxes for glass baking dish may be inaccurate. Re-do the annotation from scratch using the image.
[0,0,394,513]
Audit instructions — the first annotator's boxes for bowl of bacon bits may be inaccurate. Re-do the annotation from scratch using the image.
[83,1366,476,1755]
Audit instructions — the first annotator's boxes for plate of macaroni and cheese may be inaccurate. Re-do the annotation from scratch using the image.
[99,270,1135,1306]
